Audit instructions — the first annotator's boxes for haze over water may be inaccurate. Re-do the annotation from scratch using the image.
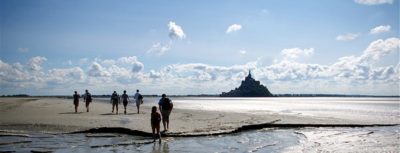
[171,97,400,124]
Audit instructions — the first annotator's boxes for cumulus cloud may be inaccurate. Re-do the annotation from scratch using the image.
[370,25,391,34]
[336,33,359,41]
[118,56,144,73]
[226,24,242,34]
[148,21,184,56]
[354,0,393,5]
[1,38,399,95]
[281,48,314,60]
[359,37,400,62]
[168,21,186,39]
[87,62,111,77]
[48,67,85,84]
[28,56,47,71]
[0,60,29,82]
[148,42,171,56]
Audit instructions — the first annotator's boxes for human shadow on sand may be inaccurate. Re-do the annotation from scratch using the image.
[100,113,118,115]
[59,112,84,114]
[126,113,144,115]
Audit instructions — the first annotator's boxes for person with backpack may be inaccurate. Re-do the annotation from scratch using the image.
[134,89,143,114]
[158,94,173,132]
[121,90,130,114]
[83,89,92,112]
[73,91,80,113]
[110,91,120,114]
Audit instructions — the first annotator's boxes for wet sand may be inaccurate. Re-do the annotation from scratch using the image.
[0,97,395,134]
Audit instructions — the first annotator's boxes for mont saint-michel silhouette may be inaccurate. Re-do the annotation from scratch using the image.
[220,71,273,97]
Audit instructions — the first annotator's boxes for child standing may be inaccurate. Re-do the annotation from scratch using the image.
[151,106,162,143]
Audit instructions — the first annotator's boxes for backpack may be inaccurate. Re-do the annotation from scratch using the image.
[86,93,92,102]
[162,98,172,110]
[138,94,143,100]
[111,93,119,101]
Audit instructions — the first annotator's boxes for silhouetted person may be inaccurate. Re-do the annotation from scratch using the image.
[73,91,80,113]
[158,94,173,132]
[121,90,130,114]
[110,91,120,114]
[134,89,143,114]
[151,106,162,143]
[83,89,92,112]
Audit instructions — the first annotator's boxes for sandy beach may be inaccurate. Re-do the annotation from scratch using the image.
[0,97,392,135]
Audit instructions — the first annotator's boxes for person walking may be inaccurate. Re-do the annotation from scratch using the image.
[83,89,92,112]
[73,91,80,113]
[158,94,173,132]
[110,91,120,114]
[134,89,143,114]
[121,90,130,114]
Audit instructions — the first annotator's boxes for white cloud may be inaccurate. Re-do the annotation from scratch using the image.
[336,33,359,41]
[117,56,144,73]
[281,48,314,60]
[87,62,111,77]
[360,37,400,62]
[226,24,242,34]
[0,38,399,95]
[354,0,393,5]
[239,50,247,54]
[0,60,29,82]
[370,25,391,34]
[28,56,47,71]
[100,59,116,66]
[168,21,186,39]
[148,42,171,56]
[48,67,85,84]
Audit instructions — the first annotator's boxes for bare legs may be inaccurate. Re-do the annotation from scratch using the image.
[162,120,169,131]
[152,126,161,143]
[86,102,90,112]
[74,105,78,113]
[112,103,118,114]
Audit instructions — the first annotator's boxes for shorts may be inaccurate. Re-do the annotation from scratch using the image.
[74,101,79,106]
[112,101,119,106]
[161,110,171,122]
[123,100,128,107]
[135,99,141,106]
[85,102,90,107]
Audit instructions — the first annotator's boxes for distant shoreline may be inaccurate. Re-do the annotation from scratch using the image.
[1,94,399,98]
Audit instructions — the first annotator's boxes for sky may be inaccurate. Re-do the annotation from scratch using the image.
[0,0,399,96]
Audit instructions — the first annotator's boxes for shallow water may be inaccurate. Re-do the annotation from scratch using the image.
[1,97,399,152]
[166,97,400,123]
[1,126,399,152]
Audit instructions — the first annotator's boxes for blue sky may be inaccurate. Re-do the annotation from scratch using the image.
[0,0,399,95]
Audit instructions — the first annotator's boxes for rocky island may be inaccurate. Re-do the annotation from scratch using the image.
[220,71,273,97]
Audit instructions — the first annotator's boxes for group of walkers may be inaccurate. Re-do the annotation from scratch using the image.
[73,90,92,113]
[110,90,143,114]
[72,90,174,143]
